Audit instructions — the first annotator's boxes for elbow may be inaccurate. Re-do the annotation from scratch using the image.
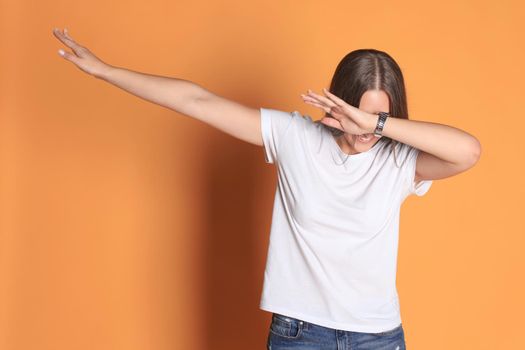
[466,137,482,168]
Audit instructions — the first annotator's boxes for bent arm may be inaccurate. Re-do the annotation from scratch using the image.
[97,66,262,146]
[364,114,482,181]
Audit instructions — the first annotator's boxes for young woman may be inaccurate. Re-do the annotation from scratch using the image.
[53,28,481,350]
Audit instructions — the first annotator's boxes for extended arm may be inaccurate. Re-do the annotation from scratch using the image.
[99,66,206,119]
[53,27,263,147]
[98,67,262,145]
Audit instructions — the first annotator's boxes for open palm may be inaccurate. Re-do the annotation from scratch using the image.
[301,88,375,136]
[52,28,111,77]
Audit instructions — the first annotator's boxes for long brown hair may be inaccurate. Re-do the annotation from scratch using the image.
[317,49,410,159]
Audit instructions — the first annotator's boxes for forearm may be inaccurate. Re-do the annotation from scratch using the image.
[96,65,206,115]
[367,115,481,166]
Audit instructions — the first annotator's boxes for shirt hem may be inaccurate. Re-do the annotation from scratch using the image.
[259,302,402,333]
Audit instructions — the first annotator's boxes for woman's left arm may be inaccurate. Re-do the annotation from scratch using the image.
[364,116,482,182]
[302,87,482,182]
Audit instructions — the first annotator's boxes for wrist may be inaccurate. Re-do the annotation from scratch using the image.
[367,113,379,134]
[95,64,117,81]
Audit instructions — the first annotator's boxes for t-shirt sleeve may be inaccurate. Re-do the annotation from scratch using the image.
[260,107,296,164]
[403,144,433,197]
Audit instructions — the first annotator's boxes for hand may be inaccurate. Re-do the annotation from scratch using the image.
[301,88,377,135]
[52,27,112,78]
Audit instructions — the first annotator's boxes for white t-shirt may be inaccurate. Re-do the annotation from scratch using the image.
[259,107,432,333]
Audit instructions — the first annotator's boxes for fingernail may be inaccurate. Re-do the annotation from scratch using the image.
[58,49,65,56]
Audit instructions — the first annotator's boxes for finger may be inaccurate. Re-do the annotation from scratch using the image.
[63,28,75,41]
[306,89,338,109]
[302,94,333,111]
[303,98,344,121]
[322,87,350,107]
[320,117,344,131]
[303,102,345,125]
[307,90,338,109]
[326,106,345,121]
[53,28,83,55]
[303,99,332,114]
[301,94,331,108]
[58,48,79,65]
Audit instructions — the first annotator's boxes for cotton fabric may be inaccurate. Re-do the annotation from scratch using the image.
[259,107,432,333]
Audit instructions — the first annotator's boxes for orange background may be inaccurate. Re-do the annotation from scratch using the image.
[1,1,523,349]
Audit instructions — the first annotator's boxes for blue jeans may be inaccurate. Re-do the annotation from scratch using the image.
[267,313,406,350]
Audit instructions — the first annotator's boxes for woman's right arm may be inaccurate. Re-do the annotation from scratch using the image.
[53,28,263,147]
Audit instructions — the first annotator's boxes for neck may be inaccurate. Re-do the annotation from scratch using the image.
[335,135,360,155]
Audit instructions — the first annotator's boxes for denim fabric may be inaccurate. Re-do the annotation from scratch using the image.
[267,313,406,350]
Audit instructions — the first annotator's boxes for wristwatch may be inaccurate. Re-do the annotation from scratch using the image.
[373,112,389,138]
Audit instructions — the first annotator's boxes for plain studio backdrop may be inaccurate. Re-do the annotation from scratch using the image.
[0,1,523,349]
